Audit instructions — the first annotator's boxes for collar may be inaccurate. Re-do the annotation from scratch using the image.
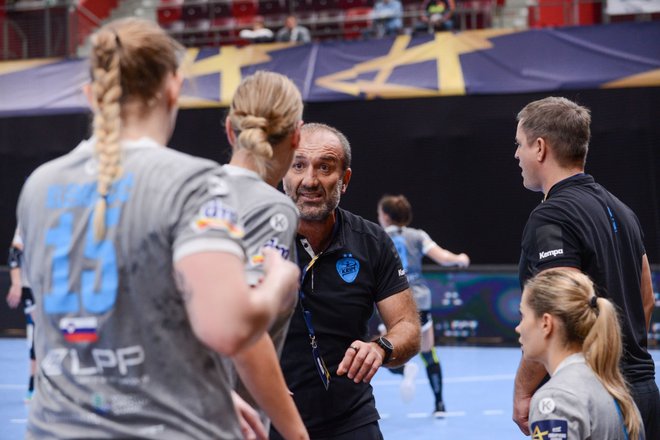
[223,164,261,181]
[552,352,585,376]
[298,208,344,258]
[544,173,593,202]
[73,136,163,154]
[384,225,404,234]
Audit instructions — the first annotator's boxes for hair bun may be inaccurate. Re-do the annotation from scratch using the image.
[240,115,268,131]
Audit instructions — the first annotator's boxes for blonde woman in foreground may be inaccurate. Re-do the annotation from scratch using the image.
[517,269,644,439]
[18,18,298,439]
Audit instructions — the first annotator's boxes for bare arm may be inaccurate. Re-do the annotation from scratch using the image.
[641,254,654,331]
[425,244,469,268]
[337,288,420,383]
[233,334,308,440]
[6,267,22,309]
[513,356,547,436]
[174,248,299,356]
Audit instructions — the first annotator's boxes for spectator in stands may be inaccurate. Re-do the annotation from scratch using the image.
[239,15,274,43]
[276,15,311,43]
[372,0,403,38]
[418,0,455,33]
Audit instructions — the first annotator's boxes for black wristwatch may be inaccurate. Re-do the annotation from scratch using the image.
[375,336,394,364]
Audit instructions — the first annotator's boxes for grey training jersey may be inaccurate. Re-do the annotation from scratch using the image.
[529,353,642,440]
[384,225,436,310]
[221,165,299,424]
[19,137,245,439]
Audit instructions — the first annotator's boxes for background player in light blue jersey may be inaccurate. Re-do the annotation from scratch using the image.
[378,194,469,416]
[17,18,299,439]
[517,269,644,439]
[222,71,309,439]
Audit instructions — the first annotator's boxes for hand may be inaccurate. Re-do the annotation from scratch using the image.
[232,391,268,440]
[6,284,21,309]
[261,247,300,313]
[513,394,531,436]
[457,253,470,268]
[336,340,383,384]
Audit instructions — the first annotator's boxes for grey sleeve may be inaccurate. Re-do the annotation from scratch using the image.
[241,200,299,284]
[529,387,589,439]
[171,170,246,263]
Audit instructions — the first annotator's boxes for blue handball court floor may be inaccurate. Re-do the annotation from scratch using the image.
[1,338,658,439]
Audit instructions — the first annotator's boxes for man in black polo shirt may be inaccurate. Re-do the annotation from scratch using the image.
[271,123,420,439]
[512,96,658,439]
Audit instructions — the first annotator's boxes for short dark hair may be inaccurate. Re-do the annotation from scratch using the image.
[300,123,352,170]
[517,97,591,168]
[378,194,412,226]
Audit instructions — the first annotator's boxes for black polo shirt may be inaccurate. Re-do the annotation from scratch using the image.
[278,208,409,438]
[519,173,655,383]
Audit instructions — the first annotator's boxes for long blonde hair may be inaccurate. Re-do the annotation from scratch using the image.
[89,18,182,241]
[525,269,641,439]
[227,71,303,178]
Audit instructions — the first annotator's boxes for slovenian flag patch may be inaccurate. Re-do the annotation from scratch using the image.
[59,316,99,343]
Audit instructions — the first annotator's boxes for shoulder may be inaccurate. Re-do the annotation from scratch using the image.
[340,208,387,241]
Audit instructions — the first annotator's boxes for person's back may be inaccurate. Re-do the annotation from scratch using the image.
[520,174,654,383]
[19,139,243,439]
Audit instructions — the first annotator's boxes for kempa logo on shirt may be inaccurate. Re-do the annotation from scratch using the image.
[539,249,563,260]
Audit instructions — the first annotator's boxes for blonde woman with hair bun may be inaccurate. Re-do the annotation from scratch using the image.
[222,71,309,440]
[17,18,299,439]
[517,269,644,439]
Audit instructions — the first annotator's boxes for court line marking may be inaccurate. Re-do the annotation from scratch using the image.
[373,373,515,386]
[0,384,24,389]
[483,409,505,416]
[11,419,27,424]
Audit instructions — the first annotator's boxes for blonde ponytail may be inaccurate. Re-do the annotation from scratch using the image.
[584,298,641,440]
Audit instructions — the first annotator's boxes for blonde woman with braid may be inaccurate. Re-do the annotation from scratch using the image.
[517,269,644,439]
[17,18,299,439]
[221,71,308,440]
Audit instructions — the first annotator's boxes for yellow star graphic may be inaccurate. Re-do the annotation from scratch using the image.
[178,42,293,108]
[315,29,515,98]
[532,425,549,440]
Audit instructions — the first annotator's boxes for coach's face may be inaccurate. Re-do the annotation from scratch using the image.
[514,122,543,193]
[283,129,351,222]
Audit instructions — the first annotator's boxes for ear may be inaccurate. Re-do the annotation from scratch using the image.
[340,168,352,194]
[166,71,184,111]
[291,120,303,150]
[541,312,554,338]
[225,116,236,147]
[536,137,547,162]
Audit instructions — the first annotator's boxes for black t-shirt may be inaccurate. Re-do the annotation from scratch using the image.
[519,173,655,383]
[279,208,409,437]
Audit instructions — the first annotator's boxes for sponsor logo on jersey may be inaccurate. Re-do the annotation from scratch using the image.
[192,198,244,237]
[530,419,567,439]
[42,345,145,377]
[269,213,289,232]
[336,254,360,283]
[59,316,99,343]
[250,238,291,266]
[539,249,563,260]
[538,397,556,414]
[398,268,406,277]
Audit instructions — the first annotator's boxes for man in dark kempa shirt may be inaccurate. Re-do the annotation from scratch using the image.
[512,96,658,440]
[271,123,420,439]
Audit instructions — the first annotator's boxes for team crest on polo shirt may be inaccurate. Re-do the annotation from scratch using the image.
[530,419,567,440]
[336,254,360,283]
